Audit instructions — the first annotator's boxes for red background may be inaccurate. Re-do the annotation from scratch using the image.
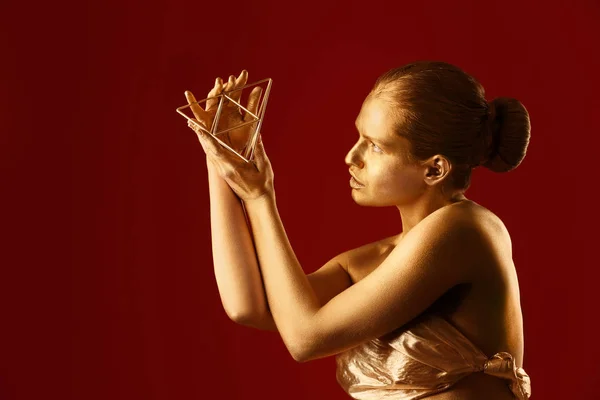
[2,0,599,399]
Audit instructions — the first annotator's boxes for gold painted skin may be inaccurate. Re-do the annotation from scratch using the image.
[185,71,530,399]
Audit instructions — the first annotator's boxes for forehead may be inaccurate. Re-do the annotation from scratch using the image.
[356,97,388,127]
[355,97,397,145]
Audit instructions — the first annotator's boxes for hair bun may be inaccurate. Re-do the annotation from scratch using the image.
[481,97,531,173]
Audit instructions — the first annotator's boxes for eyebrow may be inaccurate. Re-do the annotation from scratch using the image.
[355,120,393,146]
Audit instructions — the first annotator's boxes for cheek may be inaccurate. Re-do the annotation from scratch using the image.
[372,164,422,194]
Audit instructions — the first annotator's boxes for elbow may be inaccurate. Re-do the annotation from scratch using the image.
[288,337,316,363]
[227,309,272,330]
[291,350,311,363]
[289,333,334,363]
[283,323,323,362]
[227,309,260,326]
[291,345,321,363]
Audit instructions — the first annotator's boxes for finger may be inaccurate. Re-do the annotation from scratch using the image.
[189,117,207,131]
[206,77,224,111]
[244,86,263,121]
[205,78,218,110]
[184,91,209,123]
[222,75,236,107]
[230,70,248,104]
[224,75,236,93]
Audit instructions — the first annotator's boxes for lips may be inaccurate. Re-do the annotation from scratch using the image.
[349,171,364,186]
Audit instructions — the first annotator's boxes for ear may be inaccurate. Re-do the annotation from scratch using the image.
[423,155,452,186]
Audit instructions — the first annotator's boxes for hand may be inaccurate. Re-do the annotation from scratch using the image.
[188,119,275,202]
[184,70,263,156]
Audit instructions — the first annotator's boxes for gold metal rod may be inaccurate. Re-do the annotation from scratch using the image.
[177,78,273,163]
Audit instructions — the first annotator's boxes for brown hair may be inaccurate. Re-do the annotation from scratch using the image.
[370,60,531,192]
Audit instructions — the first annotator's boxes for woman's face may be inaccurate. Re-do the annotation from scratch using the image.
[345,96,426,207]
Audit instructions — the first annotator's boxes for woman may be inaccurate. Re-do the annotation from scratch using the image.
[184,61,532,399]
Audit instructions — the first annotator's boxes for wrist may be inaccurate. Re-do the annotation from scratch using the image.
[206,158,220,175]
[243,190,275,207]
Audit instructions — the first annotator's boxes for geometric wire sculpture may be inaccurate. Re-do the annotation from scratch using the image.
[176,78,273,163]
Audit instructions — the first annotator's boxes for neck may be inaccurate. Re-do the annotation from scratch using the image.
[396,190,468,236]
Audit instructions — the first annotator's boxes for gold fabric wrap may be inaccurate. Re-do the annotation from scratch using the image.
[336,314,531,399]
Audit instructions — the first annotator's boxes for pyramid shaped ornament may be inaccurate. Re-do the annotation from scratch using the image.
[176,78,273,163]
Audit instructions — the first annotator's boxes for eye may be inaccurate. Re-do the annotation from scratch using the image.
[370,142,383,153]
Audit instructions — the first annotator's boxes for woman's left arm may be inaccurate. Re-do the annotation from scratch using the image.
[243,193,480,362]
[189,122,478,363]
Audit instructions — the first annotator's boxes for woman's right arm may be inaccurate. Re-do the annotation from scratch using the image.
[206,156,275,329]
[195,70,352,331]
[208,157,352,332]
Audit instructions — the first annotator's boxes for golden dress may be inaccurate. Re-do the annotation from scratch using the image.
[336,313,531,399]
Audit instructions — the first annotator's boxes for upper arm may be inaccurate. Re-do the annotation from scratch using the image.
[298,210,480,362]
[307,252,352,307]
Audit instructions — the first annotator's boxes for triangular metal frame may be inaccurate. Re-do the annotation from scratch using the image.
[176,78,273,163]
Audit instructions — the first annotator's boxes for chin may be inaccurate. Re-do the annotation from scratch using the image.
[351,190,388,207]
[352,187,408,207]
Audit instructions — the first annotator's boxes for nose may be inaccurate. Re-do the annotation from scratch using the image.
[345,142,364,168]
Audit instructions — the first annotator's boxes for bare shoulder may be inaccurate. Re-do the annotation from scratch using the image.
[423,200,510,240]
[435,201,515,286]
[453,200,513,253]
[334,200,511,282]
[403,200,514,275]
